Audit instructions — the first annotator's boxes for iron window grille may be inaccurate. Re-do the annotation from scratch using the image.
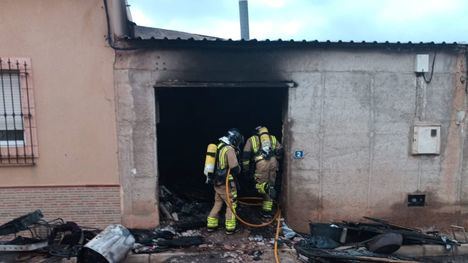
[0,58,37,165]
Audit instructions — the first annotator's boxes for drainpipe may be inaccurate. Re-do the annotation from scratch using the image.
[239,0,250,40]
[105,0,130,40]
[103,0,138,50]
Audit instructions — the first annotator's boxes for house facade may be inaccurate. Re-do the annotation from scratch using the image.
[0,0,123,227]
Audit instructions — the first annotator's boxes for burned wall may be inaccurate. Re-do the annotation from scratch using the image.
[115,43,467,231]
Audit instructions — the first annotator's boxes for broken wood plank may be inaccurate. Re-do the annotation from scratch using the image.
[159,203,174,220]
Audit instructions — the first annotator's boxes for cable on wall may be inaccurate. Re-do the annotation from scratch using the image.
[423,52,437,84]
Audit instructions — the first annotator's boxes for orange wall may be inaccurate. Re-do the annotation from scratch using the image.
[0,0,119,186]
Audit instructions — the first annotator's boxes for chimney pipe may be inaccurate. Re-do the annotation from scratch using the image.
[239,0,250,40]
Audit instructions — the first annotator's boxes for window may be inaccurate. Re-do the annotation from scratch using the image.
[0,72,24,146]
[0,58,37,165]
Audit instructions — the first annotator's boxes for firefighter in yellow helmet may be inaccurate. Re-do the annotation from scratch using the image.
[242,126,283,217]
[206,128,243,234]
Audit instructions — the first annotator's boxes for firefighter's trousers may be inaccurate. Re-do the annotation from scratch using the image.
[207,177,237,231]
[254,158,278,212]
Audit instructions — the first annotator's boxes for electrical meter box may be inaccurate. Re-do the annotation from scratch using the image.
[412,124,441,155]
[415,54,429,73]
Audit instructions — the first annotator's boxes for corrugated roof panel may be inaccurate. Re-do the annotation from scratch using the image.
[123,37,464,46]
[124,26,466,49]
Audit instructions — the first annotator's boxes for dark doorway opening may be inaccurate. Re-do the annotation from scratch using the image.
[156,86,287,202]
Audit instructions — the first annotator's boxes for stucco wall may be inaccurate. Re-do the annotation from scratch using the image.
[116,45,467,232]
[0,0,119,186]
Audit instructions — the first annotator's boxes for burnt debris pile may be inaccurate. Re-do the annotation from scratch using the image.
[0,210,136,263]
[159,185,211,231]
[295,216,465,262]
[131,227,204,254]
[0,210,100,259]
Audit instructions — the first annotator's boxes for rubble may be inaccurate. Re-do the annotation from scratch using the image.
[295,217,468,262]
[221,251,238,258]
[366,233,403,254]
[78,224,135,263]
[249,250,263,261]
[180,229,202,237]
[13,196,468,262]
[281,220,297,240]
[0,210,100,259]
[0,210,44,236]
[0,237,48,252]
[0,204,299,262]
[248,235,264,242]
[223,244,235,250]
[159,185,211,232]
[130,224,205,255]
[297,235,340,249]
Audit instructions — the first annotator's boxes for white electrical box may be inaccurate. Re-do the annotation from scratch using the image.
[415,54,429,73]
[412,124,441,155]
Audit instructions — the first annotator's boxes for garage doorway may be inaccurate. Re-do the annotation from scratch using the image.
[156,84,288,202]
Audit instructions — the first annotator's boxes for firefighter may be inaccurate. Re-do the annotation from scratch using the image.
[206,128,244,234]
[242,126,283,217]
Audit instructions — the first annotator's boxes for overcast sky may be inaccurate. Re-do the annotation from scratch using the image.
[127,0,467,42]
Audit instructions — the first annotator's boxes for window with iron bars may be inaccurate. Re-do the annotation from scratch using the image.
[0,58,37,165]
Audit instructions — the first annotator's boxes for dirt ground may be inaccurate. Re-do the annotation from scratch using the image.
[150,226,301,263]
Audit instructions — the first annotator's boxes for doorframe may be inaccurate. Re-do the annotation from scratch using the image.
[153,80,295,220]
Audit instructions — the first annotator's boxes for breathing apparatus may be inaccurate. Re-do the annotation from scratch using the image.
[203,128,244,184]
[203,144,217,184]
[256,126,273,160]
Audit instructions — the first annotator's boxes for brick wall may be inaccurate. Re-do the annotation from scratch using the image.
[0,186,121,228]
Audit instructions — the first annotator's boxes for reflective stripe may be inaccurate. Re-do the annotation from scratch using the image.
[217,145,229,170]
[254,155,264,162]
[207,216,219,228]
[271,136,277,149]
[256,182,267,194]
[225,218,236,231]
[251,136,260,154]
[262,200,273,212]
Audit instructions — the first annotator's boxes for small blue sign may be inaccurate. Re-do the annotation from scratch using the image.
[294,150,304,159]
